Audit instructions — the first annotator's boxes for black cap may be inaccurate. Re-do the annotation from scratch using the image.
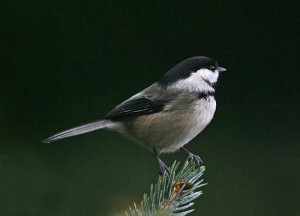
[158,56,218,86]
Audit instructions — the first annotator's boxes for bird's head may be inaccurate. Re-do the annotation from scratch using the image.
[159,56,226,93]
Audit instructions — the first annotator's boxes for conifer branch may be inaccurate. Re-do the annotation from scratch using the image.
[124,160,206,216]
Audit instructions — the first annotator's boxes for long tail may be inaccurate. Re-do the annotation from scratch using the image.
[42,119,112,143]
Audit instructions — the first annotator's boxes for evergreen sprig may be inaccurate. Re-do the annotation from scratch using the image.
[124,160,206,216]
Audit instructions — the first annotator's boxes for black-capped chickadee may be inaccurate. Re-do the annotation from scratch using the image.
[43,56,226,174]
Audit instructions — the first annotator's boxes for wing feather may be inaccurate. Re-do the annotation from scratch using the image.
[104,96,166,121]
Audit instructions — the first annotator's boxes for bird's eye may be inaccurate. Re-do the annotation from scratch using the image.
[209,65,215,70]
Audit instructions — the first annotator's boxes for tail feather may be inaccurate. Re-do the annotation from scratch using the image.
[43,119,111,143]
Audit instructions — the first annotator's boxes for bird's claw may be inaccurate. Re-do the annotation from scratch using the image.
[158,160,170,176]
[187,153,203,166]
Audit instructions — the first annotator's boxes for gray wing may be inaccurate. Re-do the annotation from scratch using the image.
[104,84,172,121]
[104,96,167,121]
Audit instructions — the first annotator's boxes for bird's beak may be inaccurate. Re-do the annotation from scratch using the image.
[218,67,226,73]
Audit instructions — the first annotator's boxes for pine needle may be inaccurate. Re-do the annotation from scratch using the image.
[124,160,206,216]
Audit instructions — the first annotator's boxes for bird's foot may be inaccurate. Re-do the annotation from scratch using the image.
[181,147,203,166]
[158,158,170,176]
[153,148,170,176]
[187,153,203,166]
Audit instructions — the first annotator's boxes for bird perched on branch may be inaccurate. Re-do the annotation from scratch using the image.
[43,56,226,174]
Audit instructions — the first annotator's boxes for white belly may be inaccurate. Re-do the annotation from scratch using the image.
[123,96,216,153]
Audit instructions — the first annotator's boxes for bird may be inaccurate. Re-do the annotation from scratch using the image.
[43,56,226,175]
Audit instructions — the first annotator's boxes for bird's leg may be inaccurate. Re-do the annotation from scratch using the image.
[181,147,203,166]
[153,148,170,176]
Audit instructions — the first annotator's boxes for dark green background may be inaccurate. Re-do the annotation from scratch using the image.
[1,1,299,216]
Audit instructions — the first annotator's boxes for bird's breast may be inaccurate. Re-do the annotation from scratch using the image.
[123,96,216,153]
[194,96,216,127]
[177,96,216,145]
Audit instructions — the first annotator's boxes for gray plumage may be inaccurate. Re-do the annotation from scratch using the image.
[105,83,216,153]
[43,56,225,172]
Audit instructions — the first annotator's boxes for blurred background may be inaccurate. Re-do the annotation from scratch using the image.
[0,1,299,216]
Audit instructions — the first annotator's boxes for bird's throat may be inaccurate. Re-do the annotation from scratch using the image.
[197,91,215,99]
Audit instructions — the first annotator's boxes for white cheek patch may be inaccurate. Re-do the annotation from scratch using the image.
[200,69,219,84]
[168,69,216,93]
